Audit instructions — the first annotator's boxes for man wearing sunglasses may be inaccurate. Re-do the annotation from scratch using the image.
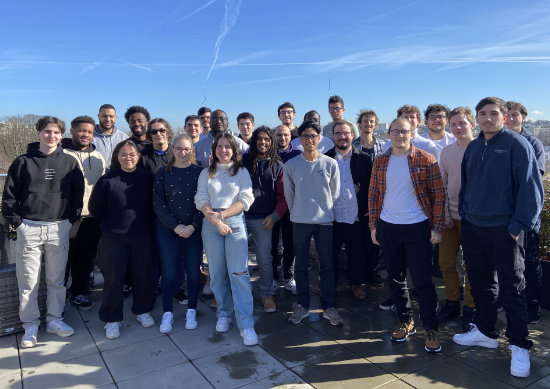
[322,96,359,141]
[194,110,249,167]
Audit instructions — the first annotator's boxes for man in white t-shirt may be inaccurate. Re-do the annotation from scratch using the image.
[421,104,456,149]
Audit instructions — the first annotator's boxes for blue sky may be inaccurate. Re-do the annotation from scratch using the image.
[1,0,550,132]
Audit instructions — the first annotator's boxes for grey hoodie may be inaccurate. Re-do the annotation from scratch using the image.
[91,125,128,170]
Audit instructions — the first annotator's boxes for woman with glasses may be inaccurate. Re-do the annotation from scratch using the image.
[153,134,204,333]
[89,140,156,340]
[194,133,256,345]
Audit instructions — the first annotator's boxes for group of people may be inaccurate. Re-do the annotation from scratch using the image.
[1,95,543,379]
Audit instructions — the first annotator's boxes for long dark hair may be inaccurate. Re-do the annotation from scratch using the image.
[247,126,281,177]
[166,133,196,172]
[208,133,243,179]
[110,139,140,171]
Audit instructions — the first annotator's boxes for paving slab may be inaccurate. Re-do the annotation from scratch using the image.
[526,375,550,388]
[193,344,286,389]
[349,333,445,378]
[88,316,164,352]
[79,295,149,329]
[0,335,16,348]
[292,348,395,389]
[0,372,22,389]
[150,300,219,334]
[453,343,550,388]
[116,361,213,389]
[101,335,187,383]
[238,369,312,389]
[258,325,343,369]
[169,321,243,360]
[20,352,113,389]
[377,380,415,389]
[17,310,97,369]
[529,324,550,361]
[0,342,20,378]
[352,300,400,330]
[277,294,325,324]
[308,308,389,347]
[250,307,304,340]
[402,357,515,389]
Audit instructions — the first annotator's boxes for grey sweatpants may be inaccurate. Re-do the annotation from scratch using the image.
[16,220,71,328]
[245,217,278,298]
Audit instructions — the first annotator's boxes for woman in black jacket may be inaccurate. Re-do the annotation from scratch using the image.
[89,139,156,340]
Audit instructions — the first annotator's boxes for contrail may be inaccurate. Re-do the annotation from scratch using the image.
[118,59,153,73]
[178,0,218,22]
[205,0,242,81]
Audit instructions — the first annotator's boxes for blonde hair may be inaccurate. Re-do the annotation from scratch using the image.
[165,134,196,171]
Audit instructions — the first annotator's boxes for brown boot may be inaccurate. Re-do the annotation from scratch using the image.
[350,284,366,300]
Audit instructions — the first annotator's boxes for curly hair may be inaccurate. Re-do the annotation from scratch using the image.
[356,109,379,127]
[166,133,197,171]
[208,133,243,179]
[424,104,450,121]
[71,115,96,129]
[397,105,422,121]
[247,126,281,177]
[146,118,174,142]
[124,105,151,123]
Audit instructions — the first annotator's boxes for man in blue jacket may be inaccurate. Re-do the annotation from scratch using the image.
[453,97,543,379]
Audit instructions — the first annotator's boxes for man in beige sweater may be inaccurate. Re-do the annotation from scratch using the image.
[438,107,475,331]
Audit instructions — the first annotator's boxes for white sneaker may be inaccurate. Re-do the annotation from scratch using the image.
[452,324,498,348]
[46,319,74,337]
[186,309,198,330]
[240,328,258,346]
[104,322,121,339]
[136,313,155,328]
[216,317,231,333]
[159,312,173,333]
[510,345,530,378]
[203,277,213,296]
[284,278,297,295]
[21,325,38,348]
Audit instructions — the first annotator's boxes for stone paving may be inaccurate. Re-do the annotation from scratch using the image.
[1,259,550,389]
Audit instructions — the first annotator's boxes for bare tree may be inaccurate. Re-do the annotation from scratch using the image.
[0,114,41,167]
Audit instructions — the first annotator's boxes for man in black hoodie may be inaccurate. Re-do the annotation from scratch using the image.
[62,116,107,311]
[2,116,85,349]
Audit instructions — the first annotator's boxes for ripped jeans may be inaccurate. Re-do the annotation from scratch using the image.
[202,211,254,331]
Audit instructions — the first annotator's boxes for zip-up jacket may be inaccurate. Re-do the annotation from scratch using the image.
[241,154,287,222]
[325,146,373,222]
[137,143,174,175]
[368,144,445,234]
[459,128,543,236]
[61,138,106,217]
[2,142,85,228]
[194,130,249,167]
[277,142,302,164]
[91,125,128,170]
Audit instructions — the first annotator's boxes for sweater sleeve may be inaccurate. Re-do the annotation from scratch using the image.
[271,170,288,222]
[329,161,340,208]
[439,151,451,218]
[69,164,85,223]
[88,176,107,221]
[153,169,180,230]
[238,168,254,211]
[194,169,210,211]
[283,163,295,214]
[1,159,23,228]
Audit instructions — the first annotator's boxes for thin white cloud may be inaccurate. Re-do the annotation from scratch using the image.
[118,59,153,73]
[532,110,545,114]
[205,0,243,81]
[368,1,424,22]
[0,90,51,94]
[178,0,218,22]
[206,75,306,88]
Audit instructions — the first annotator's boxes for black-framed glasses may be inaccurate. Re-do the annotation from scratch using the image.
[329,107,343,113]
[390,129,411,136]
[211,117,227,123]
[300,134,319,141]
[428,115,446,121]
[334,131,352,137]
[149,129,166,135]
[280,110,294,115]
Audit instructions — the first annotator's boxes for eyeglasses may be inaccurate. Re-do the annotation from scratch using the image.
[428,115,446,121]
[334,131,352,138]
[174,147,192,153]
[211,117,227,123]
[300,134,319,141]
[119,153,138,159]
[280,110,294,115]
[149,129,166,135]
[329,107,343,113]
[390,129,411,136]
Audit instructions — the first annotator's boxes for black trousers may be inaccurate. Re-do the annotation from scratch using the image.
[271,211,294,280]
[522,229,542,305]
[64,217,102,296]
[332,219,368,286]
[461,220,532,349]
[98,233,156,323]
[364,233,381,275]
[378,219,439,331]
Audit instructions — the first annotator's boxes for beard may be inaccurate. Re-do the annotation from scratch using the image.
[131,127,147,137]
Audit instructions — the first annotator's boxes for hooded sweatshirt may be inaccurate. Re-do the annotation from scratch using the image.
[91,125,128,170]
[2,142,85,228]
[194,130,249,167]
[459,128,543,236]
[61,138,106,217]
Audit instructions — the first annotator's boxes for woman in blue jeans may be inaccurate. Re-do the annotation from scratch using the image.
[194,133,257,345]
[153,134,204,333]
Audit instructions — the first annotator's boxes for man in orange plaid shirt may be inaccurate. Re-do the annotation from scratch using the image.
[369,118,445,354]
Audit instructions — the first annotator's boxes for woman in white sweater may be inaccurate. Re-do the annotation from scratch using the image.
[194,133,256,345]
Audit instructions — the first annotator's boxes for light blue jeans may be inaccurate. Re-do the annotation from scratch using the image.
[202,211,254,331]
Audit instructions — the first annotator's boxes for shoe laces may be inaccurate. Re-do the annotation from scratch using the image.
[186,309,196,320]
[509,345,529,362]
[325,307,338,317]
[105,322,120,331]
[51,319,69,329]
[218,317,229,324]
[162,312,173,322]
[395,322,411,332]
[25,326,38,337]
[425,330,438,342]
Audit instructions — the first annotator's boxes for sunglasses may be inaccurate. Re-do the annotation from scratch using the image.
[149,129,166,135]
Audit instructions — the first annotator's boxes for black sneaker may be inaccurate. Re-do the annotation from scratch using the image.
[437,299,460,322]
[379,297,395,311]
[528,302,540,324]
[123,285,133,299]
[173,290,189,305]
[461,305,475,333]
[70,294,93,310]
